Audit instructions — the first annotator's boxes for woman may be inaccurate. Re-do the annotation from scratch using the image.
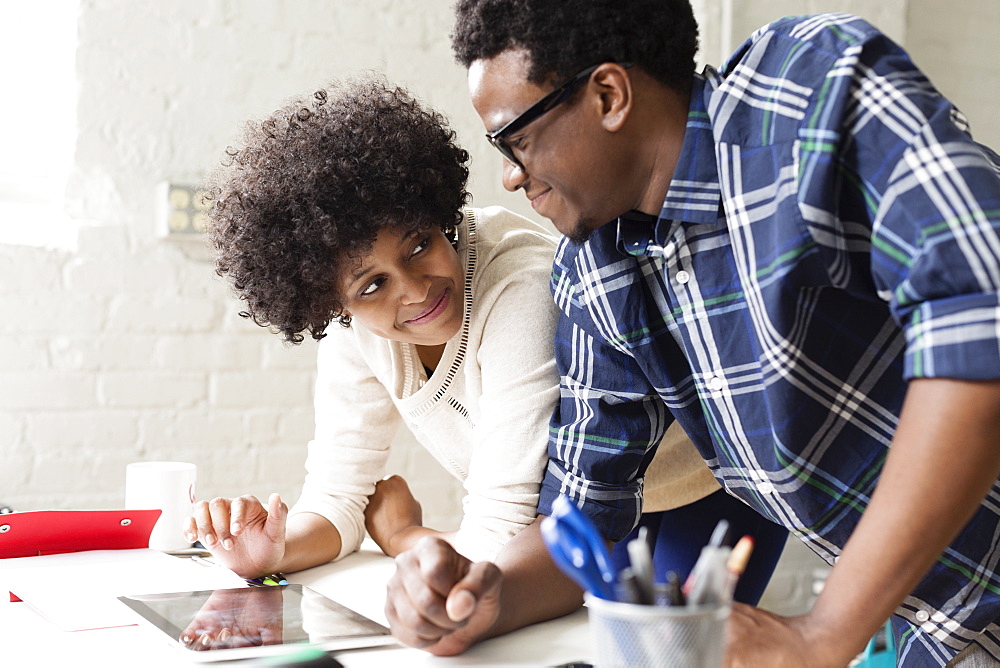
[187,75,785,604]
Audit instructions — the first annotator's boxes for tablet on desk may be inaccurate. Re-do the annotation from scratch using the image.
[118,583,395,663]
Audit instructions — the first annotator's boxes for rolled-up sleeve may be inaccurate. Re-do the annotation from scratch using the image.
[863,83,1000,380]
[539,280,671,542]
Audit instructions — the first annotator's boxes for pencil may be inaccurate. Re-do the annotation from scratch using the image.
[723,535,755,602]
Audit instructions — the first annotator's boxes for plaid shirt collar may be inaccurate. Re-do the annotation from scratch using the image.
[618,72,723,258]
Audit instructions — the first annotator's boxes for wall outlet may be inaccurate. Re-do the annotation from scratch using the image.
[157,182,210,238]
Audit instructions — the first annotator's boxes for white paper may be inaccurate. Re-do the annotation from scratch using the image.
[1,549,247,631]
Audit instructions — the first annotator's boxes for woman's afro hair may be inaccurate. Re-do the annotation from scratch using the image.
[205,75,470,344]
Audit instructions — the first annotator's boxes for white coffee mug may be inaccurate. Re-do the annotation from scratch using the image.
[125,461,197,552]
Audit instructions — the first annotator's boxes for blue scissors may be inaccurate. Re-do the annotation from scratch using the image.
[541,495,617,600]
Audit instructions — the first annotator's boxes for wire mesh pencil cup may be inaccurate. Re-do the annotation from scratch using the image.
[586,594,730,668]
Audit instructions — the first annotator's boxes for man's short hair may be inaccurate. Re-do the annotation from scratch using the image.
[451,0,699,92]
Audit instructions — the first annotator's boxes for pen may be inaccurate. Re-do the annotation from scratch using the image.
[626,528,655,604]
[614,566,644,604]
[663,570,685,606]
[190,554,218,568]
[684,519,731,606]
[708,518,730,548]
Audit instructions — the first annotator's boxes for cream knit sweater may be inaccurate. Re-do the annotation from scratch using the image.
[290,206,718,563]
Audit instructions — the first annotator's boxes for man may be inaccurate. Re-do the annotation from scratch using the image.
[384,1,1000,665]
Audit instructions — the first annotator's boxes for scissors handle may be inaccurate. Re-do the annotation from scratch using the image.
[541,515,616,600]
[550,495,616,584]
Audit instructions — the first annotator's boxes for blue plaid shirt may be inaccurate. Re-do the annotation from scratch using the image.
[541,14,1000,665]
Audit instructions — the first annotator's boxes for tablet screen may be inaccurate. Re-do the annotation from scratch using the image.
[119,584,394,662]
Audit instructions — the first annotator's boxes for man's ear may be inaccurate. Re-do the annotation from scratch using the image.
[590,62,633,132]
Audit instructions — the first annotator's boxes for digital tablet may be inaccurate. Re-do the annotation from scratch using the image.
[118,584,395,663]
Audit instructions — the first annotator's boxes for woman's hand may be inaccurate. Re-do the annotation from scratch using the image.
[180,586,286,651]
[184,493,288,578]
[364,475,427,557]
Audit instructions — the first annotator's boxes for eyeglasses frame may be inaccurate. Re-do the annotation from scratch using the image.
[484,62,631,169]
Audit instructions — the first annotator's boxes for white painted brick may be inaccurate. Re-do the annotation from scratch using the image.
[108,294,220,333]
[252,443,308,489]
[0,249,64,294]
[244,411,281,444]
[138,410,245,450]
[276,407,316,443]
[29,451,98,494]
[0,411,25,448]
[0,336,50,371]
[74,223,131,258]
[0,372,98,410]
[2,295,109,335]
[25,411,140,449]
[260,339,319,370]
[192,450,267,498]
[99,371,206,409]
[50,334,160,371]
[210,371,312,408]
[1,444,32,489]
[153,334,263,371]
[65,254,184,295]
[177,264,226,300]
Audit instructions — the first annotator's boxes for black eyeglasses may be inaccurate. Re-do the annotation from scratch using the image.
[485,62,630,169]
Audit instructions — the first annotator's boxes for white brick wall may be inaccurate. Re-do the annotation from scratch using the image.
[2,0,997,615]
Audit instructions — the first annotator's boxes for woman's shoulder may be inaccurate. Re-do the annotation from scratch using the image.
[464,206,559,251]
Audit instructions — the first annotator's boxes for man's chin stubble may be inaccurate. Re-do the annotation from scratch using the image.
[565,217,600,245]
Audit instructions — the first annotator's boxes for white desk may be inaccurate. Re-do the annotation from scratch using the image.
[0,543,592,667]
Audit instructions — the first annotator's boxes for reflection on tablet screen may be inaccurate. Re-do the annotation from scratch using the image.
[119,584,393,660]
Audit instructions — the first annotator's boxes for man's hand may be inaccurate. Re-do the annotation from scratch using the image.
[384,536,502,656]
[184,493,287,578]
[724,604,837,668]
[364,475,426,557]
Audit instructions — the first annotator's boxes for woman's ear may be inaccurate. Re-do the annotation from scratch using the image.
[590,62,634,133]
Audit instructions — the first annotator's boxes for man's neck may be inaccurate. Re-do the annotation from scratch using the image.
[630,79,691,217]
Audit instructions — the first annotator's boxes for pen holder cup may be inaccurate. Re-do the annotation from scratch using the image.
[586,594,730,668]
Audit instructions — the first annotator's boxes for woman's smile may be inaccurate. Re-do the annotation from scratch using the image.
[340,225,465,347]
[405,287,451,325]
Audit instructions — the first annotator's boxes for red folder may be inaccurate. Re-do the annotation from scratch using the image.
[0,509,161,601]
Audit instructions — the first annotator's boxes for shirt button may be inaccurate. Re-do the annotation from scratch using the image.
[708,376,724,391]
[758,482,774,494]
[931,612,947,623]
[676,270,690,284]
[915,610,930,623]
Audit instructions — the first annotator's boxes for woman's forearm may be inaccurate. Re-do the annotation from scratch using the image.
[278,512,345,573]
[385,527,455,557]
